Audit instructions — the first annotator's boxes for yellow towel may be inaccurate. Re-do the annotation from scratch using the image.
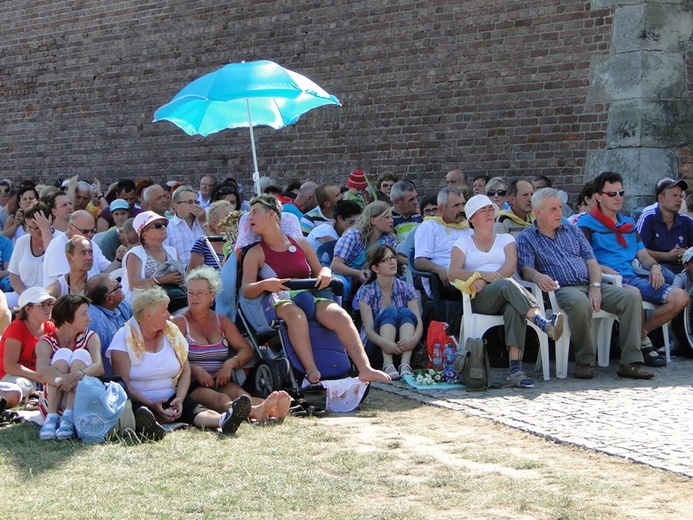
[452,272,483,298]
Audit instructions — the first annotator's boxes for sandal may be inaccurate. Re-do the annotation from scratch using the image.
[39,415,59,440]
[56,416,75,440]
[399,363,414,377]
[382,363,401,380]
[617,363,654,380]
[642,347,666,367]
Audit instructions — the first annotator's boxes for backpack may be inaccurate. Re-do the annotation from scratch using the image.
[454,337,491,392]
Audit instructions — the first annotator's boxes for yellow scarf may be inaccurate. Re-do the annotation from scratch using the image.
[453,272,483,298]
[496,209,535,228]
[427,216,470,234]
[124,317,189,386]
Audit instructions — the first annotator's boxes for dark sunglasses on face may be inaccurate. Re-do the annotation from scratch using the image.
[108,284,123,295]
[602,190,625,198]
[150,221,168,229]
[487,190,507,197]
[70,223,97,235]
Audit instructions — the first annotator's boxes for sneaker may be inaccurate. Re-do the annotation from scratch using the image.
[221,395,251,434]
[508,370,535,389]
[55,416,75,440]
[135,406,166,442]
[39,415,59,440]
[546,313,564,341]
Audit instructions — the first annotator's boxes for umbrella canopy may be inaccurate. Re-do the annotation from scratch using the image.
[153,60,341,194]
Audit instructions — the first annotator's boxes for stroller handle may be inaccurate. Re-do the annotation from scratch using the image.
[283,278,344,297]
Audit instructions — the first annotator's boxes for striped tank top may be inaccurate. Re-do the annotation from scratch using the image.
[180,315,229,379]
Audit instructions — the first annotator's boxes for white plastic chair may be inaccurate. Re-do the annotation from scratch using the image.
[459,282,551,381]
[642,301,671,362]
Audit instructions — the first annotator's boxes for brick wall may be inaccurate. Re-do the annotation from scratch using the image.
[1,0,614,199]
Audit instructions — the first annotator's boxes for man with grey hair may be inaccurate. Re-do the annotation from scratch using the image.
[391,180,422,245]
[300,182,343,236]
[414,186,469,297]
[46,236,93,298]
[164,185,206,267]
[197,175,217,209]
[43,210,123,285]
[516,188,653,380]
[142,184,171,216]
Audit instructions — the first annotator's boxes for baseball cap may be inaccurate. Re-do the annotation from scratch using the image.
[18,286,56,309]
[464,194,500,221]
[655,177,688,197]
[109,198,130,212]
[133,211,168,236]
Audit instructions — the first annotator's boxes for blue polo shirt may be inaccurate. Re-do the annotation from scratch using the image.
[88,300,133,376]
[637,204,693,274]
[578,212,643,277]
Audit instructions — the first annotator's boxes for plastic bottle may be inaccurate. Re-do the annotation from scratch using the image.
[444,343,456,371]
[432,343,444,371]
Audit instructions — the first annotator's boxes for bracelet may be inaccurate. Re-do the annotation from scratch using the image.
[80,369,87,379]
[231,354,240,368]
[651,263,661,269]
[116,257,123,262]
[153,277,159,284]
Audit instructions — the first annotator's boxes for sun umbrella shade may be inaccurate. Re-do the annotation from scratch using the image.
[153,60,341,137]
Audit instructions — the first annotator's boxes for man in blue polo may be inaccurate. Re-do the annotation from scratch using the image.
[517,188,651,380]
[390,180,422,245]
[578,171,688,367]
[636,177,693,282]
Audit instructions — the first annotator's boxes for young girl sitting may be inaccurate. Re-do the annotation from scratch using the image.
[355,244,423,380]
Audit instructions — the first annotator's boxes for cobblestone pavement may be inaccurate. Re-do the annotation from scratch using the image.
[374,356,693,478]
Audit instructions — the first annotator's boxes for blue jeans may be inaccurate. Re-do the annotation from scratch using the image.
[365,306,418,367]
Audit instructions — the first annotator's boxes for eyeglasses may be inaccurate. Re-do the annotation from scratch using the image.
[379,256,398,264]
[70,223,97,235]
[423,208,438,216]
[602,190,625,198]
[30,301,55,309]
[487,190,507,197]
[187,290,210,298]
[108,284,123,295]
[148,221,168,230]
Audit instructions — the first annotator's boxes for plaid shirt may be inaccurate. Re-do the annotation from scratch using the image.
[164,215,205,267]
[516,222,595,286]
[334,228,396,270]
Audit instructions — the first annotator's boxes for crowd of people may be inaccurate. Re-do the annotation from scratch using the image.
[0,167,690,441]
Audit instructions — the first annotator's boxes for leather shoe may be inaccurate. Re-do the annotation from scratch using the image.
[575,364,594,379]
[617,363,654,380]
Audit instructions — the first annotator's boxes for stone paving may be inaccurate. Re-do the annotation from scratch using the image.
[373,356,693,478]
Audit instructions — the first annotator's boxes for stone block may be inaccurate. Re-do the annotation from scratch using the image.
[607,99,693,148]
[586,147,679,209]
[613,3,693,53]
[590,51,686,102]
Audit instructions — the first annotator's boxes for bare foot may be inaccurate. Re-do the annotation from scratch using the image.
[358,367,391,383]
[268,390,291,420]
[306,369,321,384]
[250,393,277,422]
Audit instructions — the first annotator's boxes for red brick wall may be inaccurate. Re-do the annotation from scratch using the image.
[0,0,613,198]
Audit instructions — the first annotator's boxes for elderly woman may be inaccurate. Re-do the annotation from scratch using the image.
[173,266,291,422]
[0,288,57,409]
[356,244,422,380]
[108,286,251,438]
[36,294,103,440]
[485,177,509,210]
[330,201,396,299]
[241,194,390,385]
[122,211,186,311]
[187,201,234,272]
[448,195,563,389]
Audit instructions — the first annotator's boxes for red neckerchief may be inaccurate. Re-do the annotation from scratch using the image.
[589,205,633,247]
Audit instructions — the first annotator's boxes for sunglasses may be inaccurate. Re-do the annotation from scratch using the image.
[487,190,507,197]
[70,223,97,235]
[149,221,168,230]
[108,284,123,295]
[602,190,625,198]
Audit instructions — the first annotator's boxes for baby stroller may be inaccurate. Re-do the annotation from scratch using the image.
[217,240,353,399]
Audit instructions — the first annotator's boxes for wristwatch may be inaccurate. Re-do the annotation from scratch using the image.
[589,282,601,288]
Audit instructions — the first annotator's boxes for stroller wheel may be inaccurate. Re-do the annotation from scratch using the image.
[253,357,283,398]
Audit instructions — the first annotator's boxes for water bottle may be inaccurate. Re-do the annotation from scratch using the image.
[432,343,444,371]
[444,343,456,371]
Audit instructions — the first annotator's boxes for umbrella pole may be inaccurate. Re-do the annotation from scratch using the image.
[246,99,261,196]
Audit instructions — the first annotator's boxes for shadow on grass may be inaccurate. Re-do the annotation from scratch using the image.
[0,422,89,479]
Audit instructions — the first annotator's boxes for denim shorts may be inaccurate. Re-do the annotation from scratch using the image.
[622,274,672,305]
[373,306,418,331]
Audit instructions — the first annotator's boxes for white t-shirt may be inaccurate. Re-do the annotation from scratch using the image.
[8,232,56,288]
[43,232,111,286]
[307,223,338,252]
[107,328,180,402]
[414,220,471,296]
[452,233,515,272]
